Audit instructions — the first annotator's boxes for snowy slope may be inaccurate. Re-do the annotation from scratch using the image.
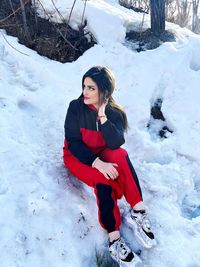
[1,0,200,266]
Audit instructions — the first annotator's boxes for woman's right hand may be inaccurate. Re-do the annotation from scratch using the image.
[93,158,119,180]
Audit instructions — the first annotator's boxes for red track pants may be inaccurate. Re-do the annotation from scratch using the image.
[63,147,143,233]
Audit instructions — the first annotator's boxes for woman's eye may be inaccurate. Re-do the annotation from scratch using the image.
[83,85,95,91]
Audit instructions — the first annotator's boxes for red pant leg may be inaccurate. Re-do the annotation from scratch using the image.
[63,152,121,232]
[99,148,143,207]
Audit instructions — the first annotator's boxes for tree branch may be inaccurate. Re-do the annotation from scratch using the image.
[0,0,31,24]
[0,30,29,56]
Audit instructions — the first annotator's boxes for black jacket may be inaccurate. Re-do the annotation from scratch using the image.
[64,98,125,165]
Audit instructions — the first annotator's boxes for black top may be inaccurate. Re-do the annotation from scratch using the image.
[64,98,125,165]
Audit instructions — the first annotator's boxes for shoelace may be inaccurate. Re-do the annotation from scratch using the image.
[141,214,151,232]
[132,211,151,232]
[130,210,155,240]
[114,238,130,259]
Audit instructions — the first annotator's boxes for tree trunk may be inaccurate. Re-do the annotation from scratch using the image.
[150,0,166,37]
[19,0,31,42]
[192,0,200,33]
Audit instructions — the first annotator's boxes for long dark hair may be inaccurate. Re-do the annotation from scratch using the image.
[80,66,128,131]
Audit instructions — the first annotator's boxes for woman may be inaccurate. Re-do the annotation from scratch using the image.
[63,66,155,267]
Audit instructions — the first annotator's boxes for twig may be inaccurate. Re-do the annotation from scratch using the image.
[81,0,87,26]
[0,23,23,28]
[37,0,78,51]
[32,0,38,27]
[0,0,31,24]
[50,0,68,38]
[8,0,20,33]
[50,0,66,22]
[139,0,148,37]
[66,0,77,28]
[0,30,29,56]
[19,0,31,42]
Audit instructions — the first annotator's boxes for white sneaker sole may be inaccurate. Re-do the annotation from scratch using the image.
[110,254,143,267]
[119,259,144,267]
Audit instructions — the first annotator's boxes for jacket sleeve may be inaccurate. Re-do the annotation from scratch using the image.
[64,100,97,165]
[101,112,125,149]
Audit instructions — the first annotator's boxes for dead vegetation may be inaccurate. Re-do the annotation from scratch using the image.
[0,0,96,62]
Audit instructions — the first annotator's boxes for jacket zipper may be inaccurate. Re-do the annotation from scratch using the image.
[96,120,99,131]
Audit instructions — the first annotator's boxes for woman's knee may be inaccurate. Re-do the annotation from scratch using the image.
[94,173,111,187]
[101,147,128,163]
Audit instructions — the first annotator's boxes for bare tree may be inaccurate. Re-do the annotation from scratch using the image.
[176,0,191,27]
[165,0,177,23]
[32,0,38,28]
[19,0,31,42]
[150,0,166,36]
[192,0,200,32]
[118,0,149,12]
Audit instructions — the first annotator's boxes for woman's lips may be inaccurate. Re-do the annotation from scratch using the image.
[84,97,90,100]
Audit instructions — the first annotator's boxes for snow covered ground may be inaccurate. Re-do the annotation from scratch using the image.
[1,0,200,266]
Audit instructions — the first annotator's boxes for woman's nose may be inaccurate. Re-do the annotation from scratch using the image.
[83,87,88,95]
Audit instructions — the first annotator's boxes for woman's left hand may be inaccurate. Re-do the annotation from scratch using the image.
[93,158,119,180]
[98,99,108,117]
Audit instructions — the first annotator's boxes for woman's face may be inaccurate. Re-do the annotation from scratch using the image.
[83,77,99,108]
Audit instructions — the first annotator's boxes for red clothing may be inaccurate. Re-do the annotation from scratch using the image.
[64,98,125,165]
[63,98,142,233]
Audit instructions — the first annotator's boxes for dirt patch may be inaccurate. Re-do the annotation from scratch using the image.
[119,0,148,14]
[0,0,96,62]
[126,28,176,52]
[148,98,173,139]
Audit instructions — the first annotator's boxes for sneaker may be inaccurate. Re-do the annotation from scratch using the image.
[124,209,156,249]
[109,237,143,267]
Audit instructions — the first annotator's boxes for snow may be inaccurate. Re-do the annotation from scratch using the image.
[1,0,200,266]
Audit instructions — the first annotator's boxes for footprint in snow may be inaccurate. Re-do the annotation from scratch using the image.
[17,99,39,114]
[0,97,8,109]
[190,49,200,71]
[181,188,200,220]
[6,61,39,91]
[22,80,39,92]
